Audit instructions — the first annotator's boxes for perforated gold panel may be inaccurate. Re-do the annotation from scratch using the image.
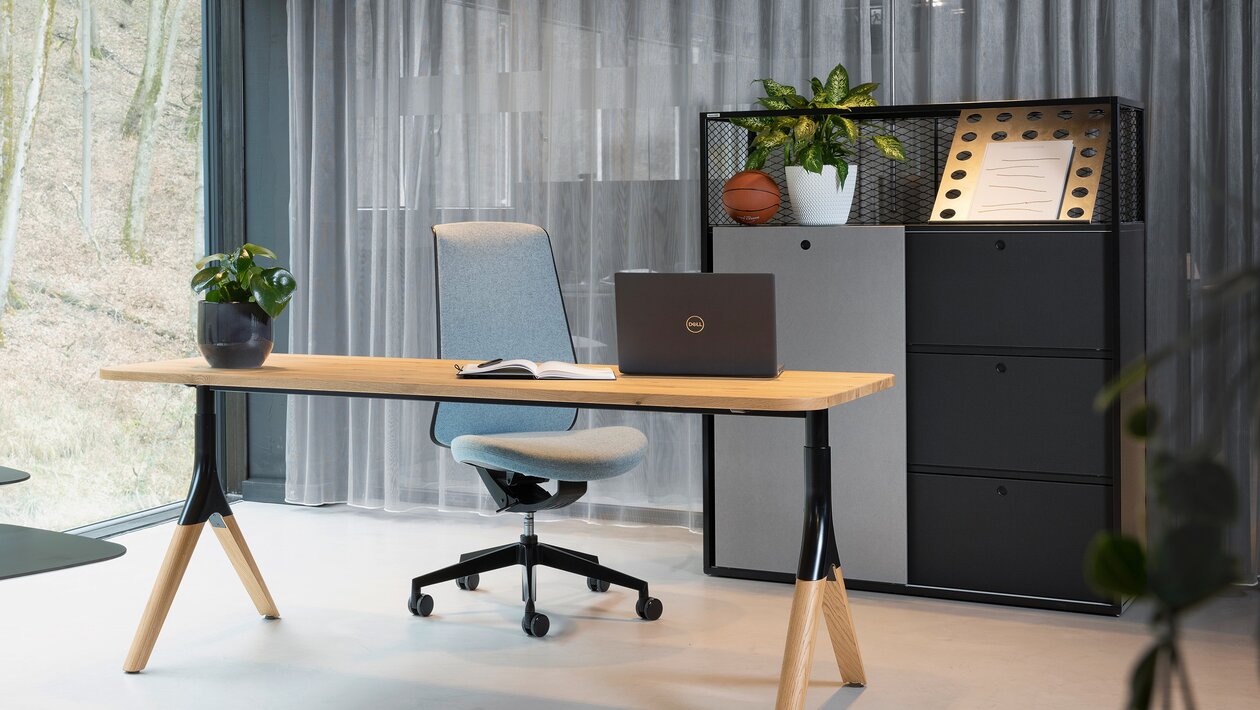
[931,104,1111,222]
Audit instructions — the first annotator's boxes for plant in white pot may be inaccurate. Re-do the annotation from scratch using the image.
[730,62,905,225]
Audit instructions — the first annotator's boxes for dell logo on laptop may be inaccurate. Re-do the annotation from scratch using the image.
[685,316,705,333]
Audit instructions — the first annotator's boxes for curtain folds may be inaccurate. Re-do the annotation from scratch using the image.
[285,0,876,522]
[287,1,1256,574]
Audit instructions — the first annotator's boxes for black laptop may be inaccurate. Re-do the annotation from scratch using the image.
[614,273,780,377]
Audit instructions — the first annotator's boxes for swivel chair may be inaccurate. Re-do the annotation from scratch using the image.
[407,221,663,638]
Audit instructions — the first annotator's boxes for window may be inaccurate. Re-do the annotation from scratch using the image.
[0,0,203,531]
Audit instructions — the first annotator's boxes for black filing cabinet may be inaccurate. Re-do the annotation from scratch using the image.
[905,225,1146,613]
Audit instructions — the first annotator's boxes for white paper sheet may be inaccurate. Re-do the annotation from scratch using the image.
[967,140,1075,220]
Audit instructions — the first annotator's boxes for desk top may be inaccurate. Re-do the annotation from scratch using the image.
[100,354,894,413]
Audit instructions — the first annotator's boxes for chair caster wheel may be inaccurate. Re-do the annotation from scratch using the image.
[456,574,480,591]
[586,577,610,593]
[408,592,434,617]
[635,596,663,621]
[522,611,550,638]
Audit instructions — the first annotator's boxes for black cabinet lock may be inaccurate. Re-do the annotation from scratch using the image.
[994,239,1006,251]
[995,362,1007,374]
[996,485,1008,496]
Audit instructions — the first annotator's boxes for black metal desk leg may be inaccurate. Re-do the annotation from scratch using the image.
[775,410,867,709]
[123,387,279,674]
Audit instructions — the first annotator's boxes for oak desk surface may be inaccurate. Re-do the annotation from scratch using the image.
[100,354,894,413]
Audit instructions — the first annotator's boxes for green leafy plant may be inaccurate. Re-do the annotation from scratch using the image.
[728,62,906,188]
[1090,262,1257,709]
[191,243,297,319]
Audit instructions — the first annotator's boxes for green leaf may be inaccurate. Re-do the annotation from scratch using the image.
[753,129,789,150]
[800,143,824,173]
[1096,358,1148,410]
[241,243,278,260]
[842,93,878,108]
[847,81,879,97]
[1127,645,1159,710]
[1148,524,1237,611]
[785,94,808,109]
[1125,404,1158,439]
[191,266,224,293]
[757,78,798,99]
[195,253,226,269]
[872,134,906,161]
[823,62,849,103]
[1085,533,1147,598]
[757,97,791,111]
[729,116,774,133]
[1159,455,1238,524]
[793,117,818,143]
[834,160,849,189]
[745,146,769,171]
[810,77,825,100]
[838,116,860,143]
[239,264,264,292]
[204,288,226,304]
[250,267,298,319]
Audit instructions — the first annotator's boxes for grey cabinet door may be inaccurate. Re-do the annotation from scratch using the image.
[712,226,907,584]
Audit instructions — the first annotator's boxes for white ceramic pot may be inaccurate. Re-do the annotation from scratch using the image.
[785,164,858,226]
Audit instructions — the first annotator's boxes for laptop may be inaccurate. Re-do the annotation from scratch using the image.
[614,272,780,377]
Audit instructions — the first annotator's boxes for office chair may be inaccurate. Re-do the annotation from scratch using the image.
[407,221,662,638]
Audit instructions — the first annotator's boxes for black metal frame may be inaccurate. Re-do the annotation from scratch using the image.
[699,96,1146,617]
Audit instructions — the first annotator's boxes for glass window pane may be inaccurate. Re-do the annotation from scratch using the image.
[0,0,203,530]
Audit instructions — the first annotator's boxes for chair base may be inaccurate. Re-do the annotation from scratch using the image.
[408,524,662,637]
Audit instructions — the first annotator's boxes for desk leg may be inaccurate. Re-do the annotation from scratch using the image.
[123,387,279,673]
[775,410,866,710]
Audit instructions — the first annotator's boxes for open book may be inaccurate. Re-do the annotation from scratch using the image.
[456,359,615,380]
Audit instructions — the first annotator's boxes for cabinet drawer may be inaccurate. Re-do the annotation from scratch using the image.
[909,353,1108,476]
[907,231,1109,350]
[908,472,1110,602]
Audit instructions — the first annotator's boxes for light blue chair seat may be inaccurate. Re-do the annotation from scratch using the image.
[450,426,648,482]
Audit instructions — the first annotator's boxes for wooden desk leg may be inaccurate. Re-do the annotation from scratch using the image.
[775,410,865,709]
[210,513,280,619]
[124,387,278,673]
[124,522,203,672]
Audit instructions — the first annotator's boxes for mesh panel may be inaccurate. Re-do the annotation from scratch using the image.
[704,103,1143,227]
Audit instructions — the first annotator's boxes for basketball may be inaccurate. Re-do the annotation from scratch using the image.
[722,170,781,225]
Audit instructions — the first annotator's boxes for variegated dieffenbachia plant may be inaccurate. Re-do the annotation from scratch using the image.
[729,62,905,188]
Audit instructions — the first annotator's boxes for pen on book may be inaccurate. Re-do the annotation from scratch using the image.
[477,358,503,367]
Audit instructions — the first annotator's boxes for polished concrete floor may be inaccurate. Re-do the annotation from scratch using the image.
[0,502,1256,709]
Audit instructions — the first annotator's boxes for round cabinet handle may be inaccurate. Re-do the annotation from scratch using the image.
[996,485,1008,497]
[995,362,1007,374]
[994,239,1006,251]
[800,239,811,250]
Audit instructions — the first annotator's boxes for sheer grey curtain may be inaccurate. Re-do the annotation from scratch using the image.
[284,1,878,522]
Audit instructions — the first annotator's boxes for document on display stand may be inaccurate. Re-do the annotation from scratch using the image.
[967,140,1075,220]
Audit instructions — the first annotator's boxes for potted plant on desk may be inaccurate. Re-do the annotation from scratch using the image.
[191,244,296,369]
[730,62,905,225]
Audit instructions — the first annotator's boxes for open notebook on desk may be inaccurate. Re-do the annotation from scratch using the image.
[456,358,615,380]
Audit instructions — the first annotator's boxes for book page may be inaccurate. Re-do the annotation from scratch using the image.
[537,361,616,380]
[459,358,539,376]
[967,140,1075,220]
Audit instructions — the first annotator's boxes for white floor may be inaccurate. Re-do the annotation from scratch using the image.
[0,502,1256,710]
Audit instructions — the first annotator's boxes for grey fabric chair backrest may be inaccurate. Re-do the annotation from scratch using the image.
[430,222,577,447]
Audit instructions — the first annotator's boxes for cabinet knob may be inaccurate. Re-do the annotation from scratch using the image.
[994,239,1006,251]
[996,485,1008,496]
[800,239,811,250]
[995,362,1007,374]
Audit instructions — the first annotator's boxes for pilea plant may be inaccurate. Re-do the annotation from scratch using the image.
[191,243,297,319]
[729,62,906,187]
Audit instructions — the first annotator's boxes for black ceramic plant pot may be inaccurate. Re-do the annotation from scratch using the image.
[198,301,274,369]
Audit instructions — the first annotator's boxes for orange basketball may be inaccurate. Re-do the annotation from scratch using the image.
[722,170,781,225]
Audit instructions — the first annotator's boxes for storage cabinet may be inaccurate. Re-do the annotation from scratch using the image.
[700,98,1145,615]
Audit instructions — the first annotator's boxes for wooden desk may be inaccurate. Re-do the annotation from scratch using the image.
[101,354,894,709]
